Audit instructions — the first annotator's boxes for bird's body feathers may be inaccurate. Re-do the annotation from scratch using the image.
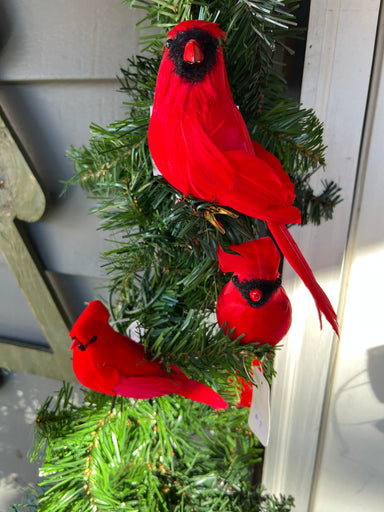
[149,20,338,335]
[70,301,228,408]
[216,238,292,345]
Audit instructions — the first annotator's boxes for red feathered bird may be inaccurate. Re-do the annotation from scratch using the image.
[70,300,228,409]
[216,237,292,346]
[231,360,264,408]
[148,20,338,335]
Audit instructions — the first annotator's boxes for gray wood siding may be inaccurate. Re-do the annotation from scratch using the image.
[0,0,143,374]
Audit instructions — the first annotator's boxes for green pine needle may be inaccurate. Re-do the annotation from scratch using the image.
[24,385,294,512]
[18,1,344,509]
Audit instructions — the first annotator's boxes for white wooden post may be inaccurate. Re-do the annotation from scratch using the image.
[310,4,384,509]
[262,1,381,510]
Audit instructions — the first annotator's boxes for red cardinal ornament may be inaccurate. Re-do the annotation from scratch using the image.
[216,237,292,346]
[148,20,338,335]
[229,360,263,407]
[228,375,253,408]
[70,301,227,409]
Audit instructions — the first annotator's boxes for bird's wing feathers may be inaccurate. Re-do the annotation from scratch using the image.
[112,375,184,399]
[151,107,301,223]
[251,140,286,174]
[76,365,120,396]
[183,113,237,196]
[176,379,228,409]
[219,150,301,224]
[112,371,228,408]
[149,108,237,198]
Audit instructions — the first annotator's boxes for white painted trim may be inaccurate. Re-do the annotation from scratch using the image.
[262,1,381,510]
[309,3,384,508]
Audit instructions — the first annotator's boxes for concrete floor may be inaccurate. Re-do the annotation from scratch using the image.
[0,370,61,511]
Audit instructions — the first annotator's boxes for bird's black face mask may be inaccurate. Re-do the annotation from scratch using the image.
[232,275,282,308]
[166,27,220,83]
[71,336,98,352]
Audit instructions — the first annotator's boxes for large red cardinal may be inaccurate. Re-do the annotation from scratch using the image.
[216,237,292,346]
[70,300,228,409]
[148,20,338,335]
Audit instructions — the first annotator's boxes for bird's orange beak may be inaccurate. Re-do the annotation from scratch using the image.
[183,39,204,64]
[71,337,85,351]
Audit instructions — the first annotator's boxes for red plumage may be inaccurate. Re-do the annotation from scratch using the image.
[148,20,338,335]
[230,360,263,408]
[216,237,292,346]
[70,301,228,409]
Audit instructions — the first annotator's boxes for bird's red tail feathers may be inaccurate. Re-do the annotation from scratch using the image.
[267,221,339,336]
[177,379,228,409]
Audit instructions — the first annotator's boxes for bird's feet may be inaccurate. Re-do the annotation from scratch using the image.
[203,205,238,234]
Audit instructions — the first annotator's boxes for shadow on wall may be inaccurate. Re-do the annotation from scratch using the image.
[0,369,61,511]
[0,1,12,55]
[367,345,384,432]
[328,344,384,478]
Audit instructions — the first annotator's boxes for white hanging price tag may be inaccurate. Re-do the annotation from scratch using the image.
[248,363,271,446]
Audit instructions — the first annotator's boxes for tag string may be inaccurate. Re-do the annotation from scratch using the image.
[242,359,260,388]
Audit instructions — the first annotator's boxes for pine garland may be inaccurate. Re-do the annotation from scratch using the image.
[65,0,341,392]
[16,1,342,509]
[20,384,294,512]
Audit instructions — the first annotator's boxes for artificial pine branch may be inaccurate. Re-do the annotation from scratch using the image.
[17,3,343,510]
[66,0,340,393]
[125,0,341,224]
[22,385,294,512]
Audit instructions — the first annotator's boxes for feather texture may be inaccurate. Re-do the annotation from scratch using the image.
[148,20,338,335]
[216,238,292,346]
[70,301,228,409]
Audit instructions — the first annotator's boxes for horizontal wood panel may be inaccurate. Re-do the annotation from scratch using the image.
[0,0,149,364]
[0,82,128,276]
[0,0,143,81]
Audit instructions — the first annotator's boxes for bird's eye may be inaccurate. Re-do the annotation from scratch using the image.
[165,39,173,49]
[90,336,98,342]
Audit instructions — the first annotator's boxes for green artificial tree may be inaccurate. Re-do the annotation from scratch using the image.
[14,0,341,510]
[14,384,294,511]
[65,0,341,391]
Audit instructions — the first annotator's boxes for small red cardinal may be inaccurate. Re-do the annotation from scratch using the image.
[230,360,263,408]
[148,20,338,335]
[70,301,227,409]
[216,237,292,346]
